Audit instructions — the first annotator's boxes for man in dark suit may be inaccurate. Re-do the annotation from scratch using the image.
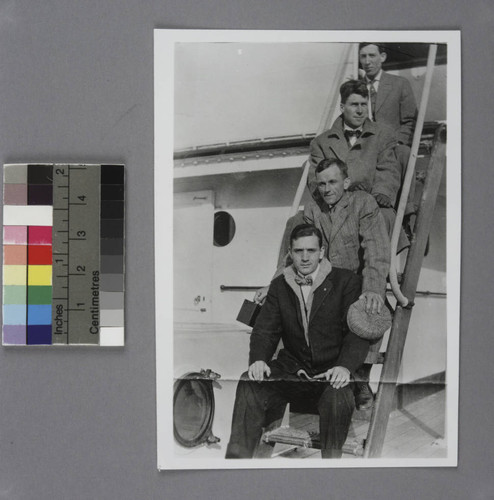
[359,43,417,146]
[359,42,418,215]
[226,224,369,459]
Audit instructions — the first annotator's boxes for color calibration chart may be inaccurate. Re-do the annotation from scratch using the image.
[3,164,125,346]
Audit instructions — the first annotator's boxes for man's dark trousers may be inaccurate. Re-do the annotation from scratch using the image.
[225,366,355,459]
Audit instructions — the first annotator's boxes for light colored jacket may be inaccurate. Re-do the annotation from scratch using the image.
[276,191,390,297]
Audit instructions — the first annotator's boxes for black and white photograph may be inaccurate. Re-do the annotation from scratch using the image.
[155,29,461,469]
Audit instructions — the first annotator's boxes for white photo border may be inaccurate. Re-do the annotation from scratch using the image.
[155,29,461,470]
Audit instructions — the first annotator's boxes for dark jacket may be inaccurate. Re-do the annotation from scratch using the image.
[370,71,417,146]
[249,259,369,377]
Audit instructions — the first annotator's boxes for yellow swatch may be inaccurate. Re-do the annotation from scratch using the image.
[3,265,27,285]
[28,265,52,286]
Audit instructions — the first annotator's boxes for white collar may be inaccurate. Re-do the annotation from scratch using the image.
[366,69,383,83]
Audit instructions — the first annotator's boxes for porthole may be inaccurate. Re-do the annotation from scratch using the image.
[173,371,220,448]
[214,211,236,247]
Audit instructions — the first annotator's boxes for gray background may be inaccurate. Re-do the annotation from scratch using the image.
[0,1,490,499]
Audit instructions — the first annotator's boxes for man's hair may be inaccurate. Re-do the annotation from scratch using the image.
[290,224,323,248]
[340,80,368,104]
[359,42,386,54]
[315,158,349,178]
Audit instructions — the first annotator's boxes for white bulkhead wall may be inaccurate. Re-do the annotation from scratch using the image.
[175,159,308,324]
[175,153,447,383]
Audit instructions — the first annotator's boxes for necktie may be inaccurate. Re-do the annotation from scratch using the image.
[344,129,362,144]
[369,81,377,120]
[295,275,313,286]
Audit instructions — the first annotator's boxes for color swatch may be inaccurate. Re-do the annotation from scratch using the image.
[3,164,125,346]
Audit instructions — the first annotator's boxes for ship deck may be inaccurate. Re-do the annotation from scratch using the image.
[269,388,446,459]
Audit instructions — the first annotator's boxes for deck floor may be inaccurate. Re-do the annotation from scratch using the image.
[270,389,446,459]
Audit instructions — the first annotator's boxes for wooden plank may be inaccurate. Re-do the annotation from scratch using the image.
[265,389,445,459]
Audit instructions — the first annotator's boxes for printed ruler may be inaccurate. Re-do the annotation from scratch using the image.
[3,163,125,346]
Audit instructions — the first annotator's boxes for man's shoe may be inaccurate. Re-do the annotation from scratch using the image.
[355,382,374,410]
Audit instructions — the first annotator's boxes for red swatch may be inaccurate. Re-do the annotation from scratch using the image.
[28,245,52,265]
[28,226,52,245]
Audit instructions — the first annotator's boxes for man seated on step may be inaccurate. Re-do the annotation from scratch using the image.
[254,158,390,411]
[226,224,369,459]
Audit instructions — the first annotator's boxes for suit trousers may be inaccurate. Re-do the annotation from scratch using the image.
[225,368,355,459]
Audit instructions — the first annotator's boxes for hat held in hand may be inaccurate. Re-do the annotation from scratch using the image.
[347,298,392,340]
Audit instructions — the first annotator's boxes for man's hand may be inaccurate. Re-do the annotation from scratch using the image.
[359,292,384,315]
[248,361,271,382]
[373,193,392,208]
[253,286,269,304]
[313,366,351,389]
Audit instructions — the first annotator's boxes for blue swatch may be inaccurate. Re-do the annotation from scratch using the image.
[3,305,27,325]
[27,325,52,345]
[27,304,52,325]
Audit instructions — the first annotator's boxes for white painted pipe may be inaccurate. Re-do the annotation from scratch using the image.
[389,44,438,306]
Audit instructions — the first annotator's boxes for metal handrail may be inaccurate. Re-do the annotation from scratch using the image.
[220,285,446,297]
[389,44,438,306]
